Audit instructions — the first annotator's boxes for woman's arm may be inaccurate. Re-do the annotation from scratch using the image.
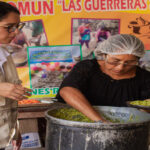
[60,86,106,122]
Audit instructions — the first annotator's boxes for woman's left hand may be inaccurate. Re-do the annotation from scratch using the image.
[12,132,22,150]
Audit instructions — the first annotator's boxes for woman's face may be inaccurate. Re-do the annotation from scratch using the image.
[0,12,20,44]
[104,54,138,76]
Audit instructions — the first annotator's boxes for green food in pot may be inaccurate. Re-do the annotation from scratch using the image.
[130,100,150,106]
[48,108,123,123]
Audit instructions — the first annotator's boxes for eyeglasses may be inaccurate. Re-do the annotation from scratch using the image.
[0,22,25,33]
[105,57,139,67]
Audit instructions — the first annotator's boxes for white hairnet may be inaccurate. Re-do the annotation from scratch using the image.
[94,34,145,59]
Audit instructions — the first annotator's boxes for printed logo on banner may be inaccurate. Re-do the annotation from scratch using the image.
[27,45,82,98]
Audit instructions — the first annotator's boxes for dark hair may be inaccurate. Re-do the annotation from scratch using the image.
[0,1,20,21]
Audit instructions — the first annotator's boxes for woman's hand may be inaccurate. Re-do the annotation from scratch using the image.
[0,82,32,101]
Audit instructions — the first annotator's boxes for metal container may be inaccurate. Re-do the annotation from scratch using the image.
[45,104,150,150]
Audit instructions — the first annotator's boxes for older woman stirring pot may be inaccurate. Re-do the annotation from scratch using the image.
[57,34,150,122]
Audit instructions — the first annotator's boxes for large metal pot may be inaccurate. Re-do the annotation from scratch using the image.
[45,104,150,150]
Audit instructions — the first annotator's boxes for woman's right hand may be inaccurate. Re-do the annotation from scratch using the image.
[0,82,32,101]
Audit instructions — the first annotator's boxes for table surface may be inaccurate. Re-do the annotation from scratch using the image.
[18,103,53,119]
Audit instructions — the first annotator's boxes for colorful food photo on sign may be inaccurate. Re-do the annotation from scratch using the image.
[71,18,120,59]
[27,45,81,98]
[5,19,48,67]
